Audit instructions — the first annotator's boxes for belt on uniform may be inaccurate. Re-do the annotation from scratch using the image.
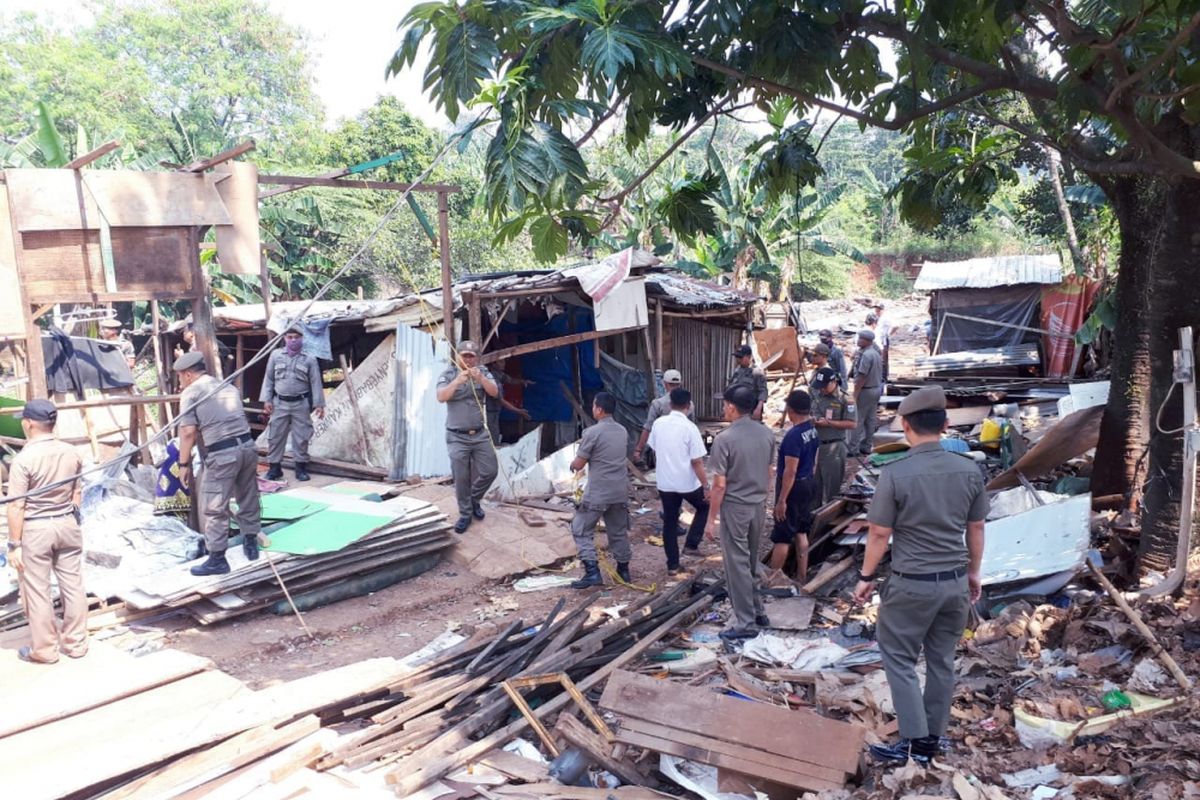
[208,433,254,452]
[448,428,482,435]
[275,393,310,402]
[892,567,967,582]
[26,510,75,522]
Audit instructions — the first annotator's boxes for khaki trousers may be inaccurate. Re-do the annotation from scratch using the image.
[719,499,766,628]
[816,440,847,503]
[447,429,498,517]
[852,386,881,455]
[200,442,262,553]
[20,515,88,662]
[876,574,970,739]
[267,397,314,463]
[571,502,631,563]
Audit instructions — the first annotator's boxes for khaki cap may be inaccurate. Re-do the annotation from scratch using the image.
[898,386,947,415]
[99,318,122,329]
[458,340,481,355]
[173,351,207,372]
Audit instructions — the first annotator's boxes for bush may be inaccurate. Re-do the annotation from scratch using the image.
[876,266,913,298]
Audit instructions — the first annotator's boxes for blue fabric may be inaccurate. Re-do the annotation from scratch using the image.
[298,318,333,360]
[776,421,820,497]
[499,309,603,422]
[940,438,970,453]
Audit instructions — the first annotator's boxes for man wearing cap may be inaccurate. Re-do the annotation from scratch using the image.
[261,325,325,482]
[633,369,695,465]
[647,388,709,574]
[705,385,775,641]
[850,329,883,456]
[872,301,892,382]
[853,386,988,765]
[175,351,263,575]
[810,366,855,503]
[436,340,500,534]
[98,318,136,369]
[727,345,768,421]
[6,399,87,663]
[568,392,632,588]
[820,329,847,385]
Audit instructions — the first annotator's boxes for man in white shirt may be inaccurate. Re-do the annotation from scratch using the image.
[647,388,710,575]
[873,301,892,382]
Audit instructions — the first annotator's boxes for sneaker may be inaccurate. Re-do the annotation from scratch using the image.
[683,545,702,557]
[453,515,471,534]
[868,738,934,765]
[718,626,758,642]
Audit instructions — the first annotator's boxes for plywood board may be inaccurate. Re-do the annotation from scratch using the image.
[265,508,397,555]
[84,170,231,226]
[18,228,105,300]
[0,640,211,739]
[599,669,864,776]
[764,596,816,631]
[987,404,1103,490]
[0,189,26,336]
[258,493,330,521]
[4,168,102,231]
[753,327,802,373]
[110,225,195,293]
[214,160,262,275]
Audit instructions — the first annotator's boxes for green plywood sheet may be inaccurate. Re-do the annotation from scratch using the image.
[259,494,329,521]
[264,509,395,555]
[0,397,25,439]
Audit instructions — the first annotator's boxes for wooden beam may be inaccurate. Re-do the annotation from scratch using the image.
[257,174,460,194]
[467,291,482,345]
[480,325,644,365]
[0,393,182,415]
[183,140,256,172]
[438,191,456,348]
[64,140,120,170]
[481,299,513,351]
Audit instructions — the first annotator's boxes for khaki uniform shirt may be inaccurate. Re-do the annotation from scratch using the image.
[179,374,252,445]
[578,416,629,505]
[867,441,990,573]
[828,344,847,384]
[853,345,883,389]
[727,365,768,405]
[643,394,695,431]
[708,415,775,504]
[438,365,495,431]
[260,350,325,407]
[7,436,82,518]
[812,390,851,443]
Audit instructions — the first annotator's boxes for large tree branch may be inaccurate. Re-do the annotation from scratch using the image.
[1105,10,1200,110]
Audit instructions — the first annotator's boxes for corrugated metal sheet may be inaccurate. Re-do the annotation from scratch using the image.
[913,345,1040,374]
[914,255,1063,290]
[212,298,406,329]
[394,323,453,478]
[672,318,741,420]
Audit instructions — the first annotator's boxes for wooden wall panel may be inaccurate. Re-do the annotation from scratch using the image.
[670,318,741,421]
[0,190,27,336]
[18,229,105,301]
[111,226,194,294]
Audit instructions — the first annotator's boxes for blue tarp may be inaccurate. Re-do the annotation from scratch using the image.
[499,310,604,423]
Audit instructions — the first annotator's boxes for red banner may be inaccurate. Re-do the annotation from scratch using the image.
[1041,274,1100,378]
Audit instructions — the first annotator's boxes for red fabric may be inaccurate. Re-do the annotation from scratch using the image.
[1041,275,1100,378]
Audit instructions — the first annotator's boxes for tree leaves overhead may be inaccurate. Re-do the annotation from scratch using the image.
[748,122,823,202]
[655,173,721,244]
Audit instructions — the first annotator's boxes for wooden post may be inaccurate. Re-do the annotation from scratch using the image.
[467,290,482,345]
[654,299,664,369]
[189,228,223,379]
[4,192,46,398]
[259,250,273,322]
[235,333,245,393]
[389,359,409,481]
[149,300,171,424]
[437,191,455,348]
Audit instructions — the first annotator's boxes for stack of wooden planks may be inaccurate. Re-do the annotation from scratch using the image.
[599,669,865,794]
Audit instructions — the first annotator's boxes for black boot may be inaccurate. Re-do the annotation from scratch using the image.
[472,502,486,520]
[265,463,284,480]
[571,560,603,589]
[243,532,260,562]
[190,551,231,576]
[616,562,632,584]
[295,462,310,481]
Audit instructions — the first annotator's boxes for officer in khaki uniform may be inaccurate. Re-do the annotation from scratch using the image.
[436,340,499,533]
[6,399,87,664]
[811,366,855,503]
[568,392,632,588]
[175,351,264,576]
[261,325,325,482]
[854,386,989,765]
[727,345,768,420]
[705,385,775,642]
[98,318,136,369]
[850,328,883,455]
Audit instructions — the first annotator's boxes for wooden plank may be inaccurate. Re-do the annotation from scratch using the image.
[491,784,671,800]
[257,174,460,193]
[0,393,183,415]
[213,160,262,275]
[102,715,318,800]
[182,139,256,172]
[0,642,211,738]
[481,325,644,365]
[439,191,455,347]
[599,669,864,775]
[64,140,121,170]
[801,556,855,594]
[477,749,550,783]
[556,713,644,786]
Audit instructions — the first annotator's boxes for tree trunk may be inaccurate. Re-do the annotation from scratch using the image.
[1045,146,1086,273]
[1098,175,1200,572]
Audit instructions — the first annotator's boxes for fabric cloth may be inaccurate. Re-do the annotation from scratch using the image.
[447,428,498,517]
[659,486,708,569]
[199,442,261,553]
[154,439,191,517]
[642,393,695,431]
[647,410,705,493]
[776,420,819,499]
[43,330,134,393]
[7,436,81,518]
[726,365,769,405]
[852,386,881,455]
[709,416,775,505]
[267,397,315,463]
[438,365,494,431]
[261,349,325,407]
[578,416,629,505]
[299,317,333,360]
[877,573,970,739]
[770,477,817,544]
[867,441,989,573]
[816,441,847,503]
[571,501,632,563]
[719,499,766,628]
[813,389,851,443]
[19,516,88,662]
[853,344,883,389]
[179,374,252,444]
